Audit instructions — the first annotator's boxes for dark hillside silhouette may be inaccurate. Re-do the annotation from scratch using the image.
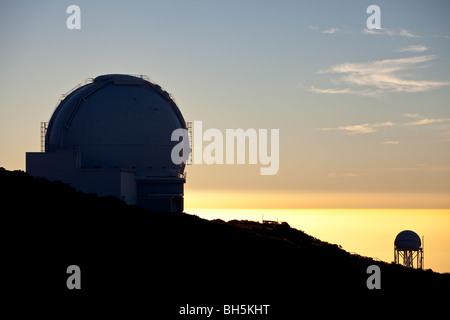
[1,167,448,317]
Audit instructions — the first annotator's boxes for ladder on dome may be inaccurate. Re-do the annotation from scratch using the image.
[40,122,48,152]
[186,122,193,165]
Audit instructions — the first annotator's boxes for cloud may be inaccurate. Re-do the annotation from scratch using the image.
[403,113,420,118]
[309,86,381,98]
[432,34,450,39]
[320,114,450,139]
[381,165,450,172]
[309,25,340,34]
[363,28,420,38]
[320,121,394,134]
[401,113,450,126]
[398,29,420,38]
[398,45,428,53]
[322,27,339,34]
[328,172,360,178]
[310,86,355,95]
[404,117,450,126]
[320,113,450,148]
[311,55,450,97]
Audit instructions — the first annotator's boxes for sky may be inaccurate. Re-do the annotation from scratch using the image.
[1,0,449,209]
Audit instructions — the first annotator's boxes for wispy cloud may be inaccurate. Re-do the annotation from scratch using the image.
[320,114,450,137]
[398,29,420,38]
[363,28,420,38]
[403,113,420,118]
[432,34,450,39]
[309,25,341,34]
[402,113,450,126]
[398,45,428,53]
[382,140,399,145]
[380,165,450,172]
[309,86,380,98]
[322,27,339,34]
[310,55,450,97]
[320,121,394,134]
[328,172,361,178]
[404,117,450,126]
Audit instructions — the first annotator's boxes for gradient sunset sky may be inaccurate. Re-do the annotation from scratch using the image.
[1,0,449,209]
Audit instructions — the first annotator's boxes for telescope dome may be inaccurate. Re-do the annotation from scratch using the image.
[45,74,187,177]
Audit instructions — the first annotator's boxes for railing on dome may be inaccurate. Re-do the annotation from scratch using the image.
[61,78,94,99]
[53,74,179,107]
[129,74,152,82]
[52,74,175,109]
[131,74,179,104]
[53,77,94,110]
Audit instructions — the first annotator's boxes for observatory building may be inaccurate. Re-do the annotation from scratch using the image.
[394,230,424,269]
[26,74,189,212]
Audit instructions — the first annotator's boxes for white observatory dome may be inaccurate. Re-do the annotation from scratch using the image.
[27,74,188,212]
[394,230,421,251]
[46,74,186,177]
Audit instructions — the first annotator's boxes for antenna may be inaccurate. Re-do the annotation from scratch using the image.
[422,236,425,269]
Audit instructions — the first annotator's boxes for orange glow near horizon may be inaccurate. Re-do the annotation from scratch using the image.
[188,208,450,274]
[185,189,450,210]
[184,185,450,274]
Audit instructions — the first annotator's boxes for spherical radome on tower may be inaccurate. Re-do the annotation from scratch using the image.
[394,229,424,269]
[26,74,189,212]
[394,230,421,251]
